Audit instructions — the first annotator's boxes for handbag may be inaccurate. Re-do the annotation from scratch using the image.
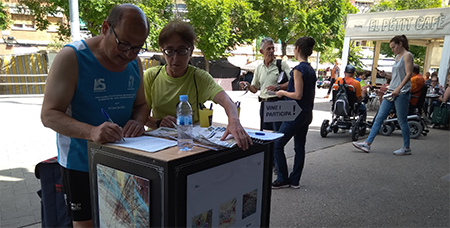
[431,103,449,125]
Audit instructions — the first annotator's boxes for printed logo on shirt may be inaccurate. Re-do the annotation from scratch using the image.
[128,75,135,90]
[94,78,106,92]
[71,202,82,211]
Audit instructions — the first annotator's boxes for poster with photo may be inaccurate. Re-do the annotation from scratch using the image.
[219,198,237,227]
[186,153,264,227]
[97,164,150,228]
[192,209,213,228]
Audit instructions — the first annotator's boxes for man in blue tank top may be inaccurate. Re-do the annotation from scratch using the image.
[41,4,150,227]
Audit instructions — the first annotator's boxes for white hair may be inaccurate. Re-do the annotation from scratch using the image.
[260,37,274,51]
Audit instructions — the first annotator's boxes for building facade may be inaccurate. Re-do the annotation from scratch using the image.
[0,0,64,56]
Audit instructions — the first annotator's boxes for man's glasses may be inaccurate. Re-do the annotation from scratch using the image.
[162,47,191,56]
[431,80,438,82]
[110,25,147,54]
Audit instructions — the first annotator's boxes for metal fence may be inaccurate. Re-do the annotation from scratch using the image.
[0,53,48,96]
[0,53,161,96]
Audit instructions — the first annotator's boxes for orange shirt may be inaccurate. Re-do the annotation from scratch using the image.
[410,74,425,106]
[333,77,362,98]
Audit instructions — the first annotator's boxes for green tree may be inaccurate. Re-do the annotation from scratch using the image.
[16,0,172,50]
[249,0,356,56]
[369,0,443,68]
[0,2,11,30]
[185,0,261,71]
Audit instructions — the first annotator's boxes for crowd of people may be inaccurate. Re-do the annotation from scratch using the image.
[39,4,450,226]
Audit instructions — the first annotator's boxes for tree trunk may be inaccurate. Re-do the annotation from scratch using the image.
[281,41,287,57]
[204,56,210,72]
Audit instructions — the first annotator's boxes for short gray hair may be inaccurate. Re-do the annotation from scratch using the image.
[260,37,274,51]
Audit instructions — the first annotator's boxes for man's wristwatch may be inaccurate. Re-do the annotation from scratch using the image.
[155,119,162,128]
[276,85,280,91]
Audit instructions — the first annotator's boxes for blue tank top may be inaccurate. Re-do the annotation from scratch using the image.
[58,40,141,172]
[286,62,317,112]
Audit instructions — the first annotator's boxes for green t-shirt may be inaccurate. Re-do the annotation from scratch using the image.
[144,65,223,122]
[360,79,366,87]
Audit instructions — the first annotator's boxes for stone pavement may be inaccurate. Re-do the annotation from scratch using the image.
[1,88,449,227]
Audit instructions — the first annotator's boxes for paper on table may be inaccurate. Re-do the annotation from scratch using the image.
[107,135,177,153]
[245,130,284,142]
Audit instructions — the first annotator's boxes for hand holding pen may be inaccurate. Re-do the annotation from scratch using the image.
[101,108,125,142]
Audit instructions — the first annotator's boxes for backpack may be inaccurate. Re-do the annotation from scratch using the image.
[276,59,289,84]
[333,79,350,116]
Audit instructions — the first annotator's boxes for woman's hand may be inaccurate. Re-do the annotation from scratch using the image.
[160,115,177,128]
[392,88,400,97]
[276,90,285,98]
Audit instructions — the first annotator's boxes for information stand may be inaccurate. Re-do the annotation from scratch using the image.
[88,139,273,227]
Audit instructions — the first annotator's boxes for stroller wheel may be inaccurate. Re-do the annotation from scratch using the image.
[351,124,359,141]
[379,123,394,136]
[320,120,329,137]
[332,125,339,133]
[358,124,366,136]
[409,121,422,139]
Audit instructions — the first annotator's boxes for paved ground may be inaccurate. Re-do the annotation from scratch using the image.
[0,88,449,227]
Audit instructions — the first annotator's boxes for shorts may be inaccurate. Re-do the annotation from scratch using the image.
[60,165,92,221]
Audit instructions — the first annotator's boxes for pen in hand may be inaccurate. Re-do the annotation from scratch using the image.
[101,108,125,141]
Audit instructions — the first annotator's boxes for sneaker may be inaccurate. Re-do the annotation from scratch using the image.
[393,147,412,156]
[271,180,290,189]
[290,184,300,189]
[324,94,329,98]
[352,141,370,153]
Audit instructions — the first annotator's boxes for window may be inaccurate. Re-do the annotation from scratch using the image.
[11,14,36,30]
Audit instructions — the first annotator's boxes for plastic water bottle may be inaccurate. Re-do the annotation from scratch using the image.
[176,95,193,151]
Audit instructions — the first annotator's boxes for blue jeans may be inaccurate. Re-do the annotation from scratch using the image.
[367,92,411,147]
[274,110,313,186]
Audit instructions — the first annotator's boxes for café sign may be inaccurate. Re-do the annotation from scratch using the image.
[345,8,450,38]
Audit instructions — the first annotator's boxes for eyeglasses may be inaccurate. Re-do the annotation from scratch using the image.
[431,80,438,82]
[162,47,191,56]
[110,25,147,54]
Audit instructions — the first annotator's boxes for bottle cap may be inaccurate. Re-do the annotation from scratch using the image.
[179,95,188,102]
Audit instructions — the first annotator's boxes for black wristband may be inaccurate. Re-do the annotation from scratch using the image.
[155,119,162,128]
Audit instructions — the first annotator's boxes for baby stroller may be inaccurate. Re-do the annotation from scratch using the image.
[320,80,367,141]
[375,85,429,139]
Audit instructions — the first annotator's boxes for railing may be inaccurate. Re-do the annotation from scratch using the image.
[0,74,47,96]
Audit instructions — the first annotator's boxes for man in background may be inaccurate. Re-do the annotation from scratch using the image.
[333,65,367,122]
[239,37,290,132]
[410,64,425,114]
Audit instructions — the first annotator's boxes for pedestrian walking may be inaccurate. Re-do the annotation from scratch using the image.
[353,35,413,155]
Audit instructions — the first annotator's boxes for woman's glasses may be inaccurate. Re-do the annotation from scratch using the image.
[162,47,191,56]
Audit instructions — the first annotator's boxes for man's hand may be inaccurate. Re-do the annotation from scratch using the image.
[160,115,177,128]
[90,122,124,144]
[266,85,277,91]
[221,121,252,150]
[123,119,145,137]
[239,81,249,90]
